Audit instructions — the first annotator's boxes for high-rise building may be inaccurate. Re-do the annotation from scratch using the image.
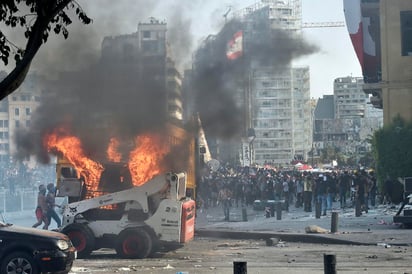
[238,0,312,166]
[334,76,368,119]
[101,18,183,122]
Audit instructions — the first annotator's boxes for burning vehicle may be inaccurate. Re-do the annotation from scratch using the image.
[44,123,197,258]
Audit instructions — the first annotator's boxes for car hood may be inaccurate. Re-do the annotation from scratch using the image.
[0,223,68,240]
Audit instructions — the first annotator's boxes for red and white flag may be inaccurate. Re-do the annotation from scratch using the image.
[343,0,380,82]
[226,30,243,60]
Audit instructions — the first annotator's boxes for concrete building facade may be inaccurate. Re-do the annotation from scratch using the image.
[102,18,183,122]
[252,66,311,165]
[334,76,368,119]
[240,0,312,166]
[380,0,412,124]
[313,76,383,166]
[0,72,42,164]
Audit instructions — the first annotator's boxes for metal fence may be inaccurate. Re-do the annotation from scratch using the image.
[0,188,37,213]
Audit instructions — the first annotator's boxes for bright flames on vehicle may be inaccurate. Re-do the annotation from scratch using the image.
[44,128,104,192]
[44,127,171,191]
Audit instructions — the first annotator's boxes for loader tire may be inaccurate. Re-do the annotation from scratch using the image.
[116,228,153,259]
[62,223,95,258]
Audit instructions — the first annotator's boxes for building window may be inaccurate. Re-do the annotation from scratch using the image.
[401,11,412,56]
[143,31,151,39]
[14,108,19,116]
[26,108,30,115]
[15,120,19,128]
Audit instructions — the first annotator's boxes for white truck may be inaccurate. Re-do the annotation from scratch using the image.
[58,171,196,259]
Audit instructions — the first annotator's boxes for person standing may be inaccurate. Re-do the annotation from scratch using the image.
[369,171,377,207]
[282,177,290,211]
[355,170,369,214]
[295,174,304,208]
[32,184,50,229]
[339,171,351,208]
[46,183,62,229]
[303,173,314,212]
[218,185,232,221]
[316,174,327,216]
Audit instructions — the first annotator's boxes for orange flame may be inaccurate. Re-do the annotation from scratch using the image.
[107,137,122,162]
[46,126,172,195]
[44,129,104,192]
[128,134,170,186]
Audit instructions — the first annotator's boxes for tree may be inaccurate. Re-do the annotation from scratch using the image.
[372,115,412,187]
[0,0,91,99]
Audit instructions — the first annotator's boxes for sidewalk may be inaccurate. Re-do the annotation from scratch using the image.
[195,202,412,246]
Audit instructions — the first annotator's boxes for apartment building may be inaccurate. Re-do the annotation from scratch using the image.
[314,77,382,163]
[102,18,183,122]
[240,0,312,166]
[0,72,42,164]
[334,76,368,119]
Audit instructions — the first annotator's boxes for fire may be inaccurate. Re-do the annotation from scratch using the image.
[46,126,170,192]
[107,137,122,162]
[128,134,170,186]
[44,128,104,192]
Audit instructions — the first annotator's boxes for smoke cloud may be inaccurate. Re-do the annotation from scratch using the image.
[12,1,319,167]
[191,17,319,139]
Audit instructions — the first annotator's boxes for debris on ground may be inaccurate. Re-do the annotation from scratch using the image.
[305,225,329,234]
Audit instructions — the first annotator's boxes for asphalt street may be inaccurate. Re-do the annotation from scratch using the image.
[3,201,412,274]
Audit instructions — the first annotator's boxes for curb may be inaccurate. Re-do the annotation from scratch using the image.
[195,229,374,246]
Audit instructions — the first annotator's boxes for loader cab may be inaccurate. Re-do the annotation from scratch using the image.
[56,159,86,202]
[98,162,133,193]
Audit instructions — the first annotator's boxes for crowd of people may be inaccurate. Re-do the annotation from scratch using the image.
[197,166,384,220]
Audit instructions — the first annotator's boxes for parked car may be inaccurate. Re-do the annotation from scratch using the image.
[0,213,76,274]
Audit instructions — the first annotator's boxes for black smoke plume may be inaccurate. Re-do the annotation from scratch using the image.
[14,51,169,164]
[191,17,318,139]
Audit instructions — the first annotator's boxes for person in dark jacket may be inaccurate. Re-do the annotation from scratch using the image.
[45,183,61,229]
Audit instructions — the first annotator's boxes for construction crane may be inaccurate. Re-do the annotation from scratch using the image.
[302,21,345,28]
[223,6,232,23]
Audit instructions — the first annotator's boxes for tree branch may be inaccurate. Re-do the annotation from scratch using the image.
[0,0,73,100]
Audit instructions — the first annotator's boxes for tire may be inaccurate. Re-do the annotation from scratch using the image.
[62,223,95,258]
[115,228,153,259]
[1,251,39,274]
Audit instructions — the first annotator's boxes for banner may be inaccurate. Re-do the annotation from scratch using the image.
[343,0,381,83]
[242,141,250,167]
[226,31,243,60]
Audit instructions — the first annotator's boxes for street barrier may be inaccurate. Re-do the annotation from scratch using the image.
[0,188,37,213]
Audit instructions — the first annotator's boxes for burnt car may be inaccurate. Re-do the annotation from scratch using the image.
[0,214,76,274]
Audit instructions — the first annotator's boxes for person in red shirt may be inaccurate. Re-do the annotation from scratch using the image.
[32,184,50,229]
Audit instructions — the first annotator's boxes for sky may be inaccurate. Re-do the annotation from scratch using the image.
[1,0,362,99]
